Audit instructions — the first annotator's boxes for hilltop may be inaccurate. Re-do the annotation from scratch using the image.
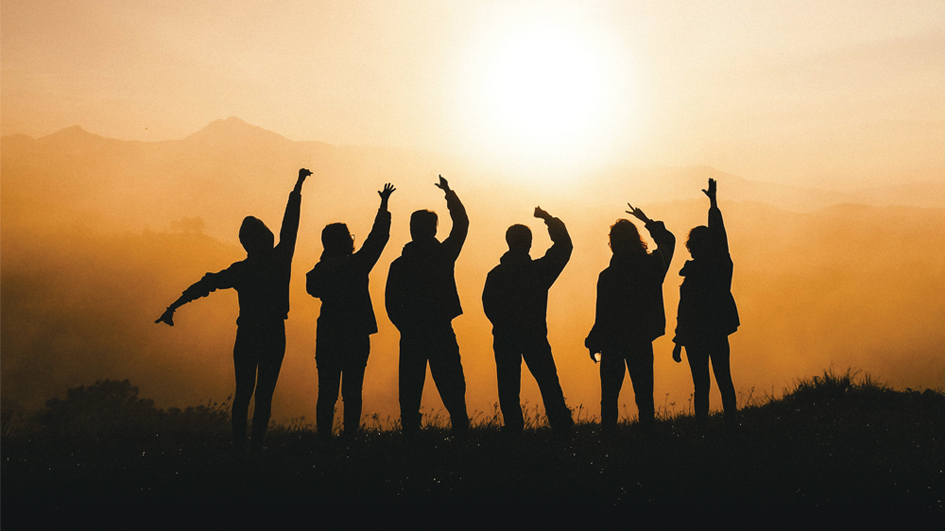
[2,370,943,526]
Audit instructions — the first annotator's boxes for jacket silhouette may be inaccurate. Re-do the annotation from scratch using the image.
[673,178,739,427]
[586,207,675,430]
[482,209,573,435]
[307,184,393,440]
[385,176,469,435]
[156,169,309,450]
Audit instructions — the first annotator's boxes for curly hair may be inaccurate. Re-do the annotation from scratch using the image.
[609,219,647,255]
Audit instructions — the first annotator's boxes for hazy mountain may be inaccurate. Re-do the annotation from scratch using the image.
[3,118,944,424]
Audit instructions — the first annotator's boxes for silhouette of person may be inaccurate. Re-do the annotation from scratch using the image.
[586,205,675,430]
[385,175,470,436]
[482,207,574,437]
[306,184,394,441]
[671,178,740,428]
[156,168,310,450]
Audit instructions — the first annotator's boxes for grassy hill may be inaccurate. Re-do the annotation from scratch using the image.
[2,370,942,526]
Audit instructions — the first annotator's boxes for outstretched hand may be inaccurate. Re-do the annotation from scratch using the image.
[155,308,176,327]
[672,343,683,363]
[296,168,312,192]
[533,206,552,221]
[378,183,396,201]
[434,175,452,194]
[702,178,717,200]
[626,203,650,223]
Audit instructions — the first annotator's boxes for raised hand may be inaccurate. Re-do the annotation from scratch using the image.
[295,168,312,193]
[434,174,451,194]
[626,203,651,223]
[155,307,176,327]
[702,178,717,200]
[378,183,395,209]
[533,206,552,221]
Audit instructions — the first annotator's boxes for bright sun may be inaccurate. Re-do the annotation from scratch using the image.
[459,21,636,178]
[488,27,602,145]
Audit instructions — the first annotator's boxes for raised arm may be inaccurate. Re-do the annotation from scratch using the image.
[627,203,675,273]
[353,183,394,271]
[703,178,729,255]
[277,168,310,254]
[534,206,572,284]
[435,175,468,261]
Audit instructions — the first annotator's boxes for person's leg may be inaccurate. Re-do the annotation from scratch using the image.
[315,327,342,441]
[340,335,371,438]
[315,361,342,442]
[250,321,286,448]
[625,341,655,427]
[428,325,469,434]
[709,336,737,427]
[398,332,427,435]
[685,342,711,424]
[231,325,259,449]
[599,349,626,431]
[493,334,524,434]
[522,337,572,432]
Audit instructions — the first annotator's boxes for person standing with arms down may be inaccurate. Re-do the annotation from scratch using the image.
[385,175,470,436]
[306,183,395,441]
[482,207,574,437]
[586,205,675,431]
[672,178,740,429]
[156,168,310,451]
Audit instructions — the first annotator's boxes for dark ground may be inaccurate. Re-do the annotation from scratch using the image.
[3,371,943,528]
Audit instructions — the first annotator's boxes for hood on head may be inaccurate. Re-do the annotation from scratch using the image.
[239,216,274,255]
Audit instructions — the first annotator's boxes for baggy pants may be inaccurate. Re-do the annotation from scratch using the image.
[398,325,469,434]
[493,333,572,433]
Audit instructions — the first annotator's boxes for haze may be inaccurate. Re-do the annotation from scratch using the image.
[2,2,944,425]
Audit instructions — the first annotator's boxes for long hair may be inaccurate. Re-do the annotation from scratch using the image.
[321,222,354,259]
[609,219,647,256]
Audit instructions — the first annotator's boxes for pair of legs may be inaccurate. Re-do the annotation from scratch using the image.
[493,333,572,434]
[599,340,654,429]
[315,332,370,441]
[232,319,286,449]
[399,324,469,435]
[684,334,736,425]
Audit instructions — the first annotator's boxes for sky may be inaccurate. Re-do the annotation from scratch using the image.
[3,1,945,424]
[3,0,944,186]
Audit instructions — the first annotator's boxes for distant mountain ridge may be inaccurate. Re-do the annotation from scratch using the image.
[6,117,943,214]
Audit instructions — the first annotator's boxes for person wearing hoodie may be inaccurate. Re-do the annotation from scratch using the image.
[306,183,394,441]
[586,205,675,431]
[156,168,310,451]
[482,207,574,437]
[385,175,470,436]
[672,178,740,428]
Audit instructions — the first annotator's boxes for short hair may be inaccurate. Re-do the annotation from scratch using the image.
[410,210,438,240]
[609,219,647,255]
[505,224,532,252]
[686,225,710,257]
[321,223,354,257]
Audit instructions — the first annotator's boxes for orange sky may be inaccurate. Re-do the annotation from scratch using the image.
[3,0,944,186]
[2,1,945,425]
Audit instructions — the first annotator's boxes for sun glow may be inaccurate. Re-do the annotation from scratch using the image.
[457,21,639,180]
[488,28,602,145]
